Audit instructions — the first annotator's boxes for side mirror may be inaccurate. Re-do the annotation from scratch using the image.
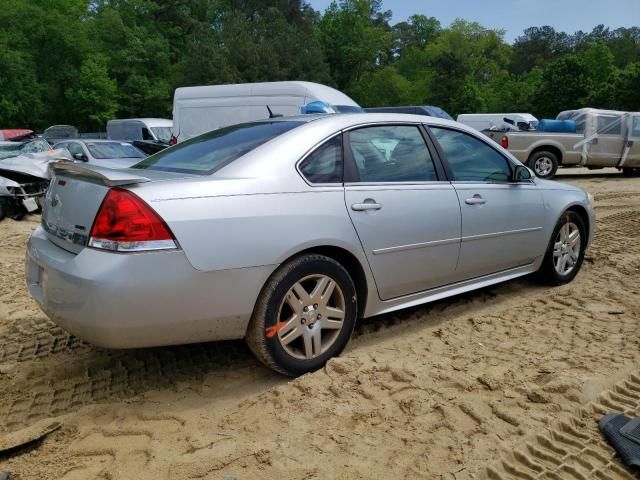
[513,164,532,182]
[73,152,87,162]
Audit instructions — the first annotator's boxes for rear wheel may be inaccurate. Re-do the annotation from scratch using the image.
[528,151,559,179]
[538,211,586,285]
[246,254,357,376]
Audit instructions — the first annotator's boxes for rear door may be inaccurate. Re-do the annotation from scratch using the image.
[428,126,545,280]
[343,124,461,300]
[587,112,626,166]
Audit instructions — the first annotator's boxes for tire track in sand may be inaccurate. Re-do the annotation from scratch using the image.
[485,371,640,480]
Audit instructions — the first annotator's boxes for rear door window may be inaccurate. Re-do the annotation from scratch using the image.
[134,121,304,175]
[347,125,438,182]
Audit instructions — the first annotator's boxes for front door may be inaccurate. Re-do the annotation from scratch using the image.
[343,124,461,300]
[428,126,546,279]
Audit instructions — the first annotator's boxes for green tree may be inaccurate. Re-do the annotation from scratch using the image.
[534,54,589,117]
[65,55,118,130]
[582,42,616,108]
[316,0,392,90]
[348,66,413,106]
[420,20,510,115]
[511,26,571,75]
[612,62,640,111]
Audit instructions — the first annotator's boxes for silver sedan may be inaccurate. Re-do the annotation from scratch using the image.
[53,139,146,169]
[26,114,595,375]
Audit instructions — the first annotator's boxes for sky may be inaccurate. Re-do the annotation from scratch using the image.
[307,0,640,43]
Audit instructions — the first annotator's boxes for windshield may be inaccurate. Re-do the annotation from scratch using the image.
[87,142,146,159]
[150,127,172,143]
[134,121,304,175]
[0,138,51,160]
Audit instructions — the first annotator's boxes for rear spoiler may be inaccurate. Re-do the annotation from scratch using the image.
[48,161,151,187]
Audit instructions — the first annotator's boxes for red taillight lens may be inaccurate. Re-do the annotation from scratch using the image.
[89,188,177,252]
[169,134,177,145]
[501,136,509,149]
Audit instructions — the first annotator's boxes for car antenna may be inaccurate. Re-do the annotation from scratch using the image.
[266,106,283,119]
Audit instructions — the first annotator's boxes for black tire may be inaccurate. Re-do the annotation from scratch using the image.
[528,151,559,179]
[8,203,26,221]
[537,210,587,285]
[0,198,6,221]
[621,167,640,177]
[246,254,358,376]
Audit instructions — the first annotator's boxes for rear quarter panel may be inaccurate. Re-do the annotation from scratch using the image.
[148,188,368,273]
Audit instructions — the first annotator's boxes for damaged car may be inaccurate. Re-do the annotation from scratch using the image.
[0,148,72,221]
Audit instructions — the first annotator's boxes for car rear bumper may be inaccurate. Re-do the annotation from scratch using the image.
[26,226,274,348]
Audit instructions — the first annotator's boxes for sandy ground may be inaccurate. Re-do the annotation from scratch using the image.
[1,167,640,479]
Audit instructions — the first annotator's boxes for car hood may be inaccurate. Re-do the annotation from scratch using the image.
[0,149,72,179]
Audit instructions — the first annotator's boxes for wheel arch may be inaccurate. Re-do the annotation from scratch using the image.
[529,145,563,165]
[259,244,370,320]
[290,246,369,319]
[565,204,590,239]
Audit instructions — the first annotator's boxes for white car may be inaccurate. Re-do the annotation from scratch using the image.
[54,139,146,169]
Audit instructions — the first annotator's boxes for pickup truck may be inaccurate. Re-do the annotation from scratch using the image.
[490,108,640,179]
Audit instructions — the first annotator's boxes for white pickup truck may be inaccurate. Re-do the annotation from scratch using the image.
[497,108,640,179]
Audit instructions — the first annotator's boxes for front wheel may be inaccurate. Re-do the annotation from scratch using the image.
[537,211,586,285]
[246,254,357,376]
[528,151,559,179]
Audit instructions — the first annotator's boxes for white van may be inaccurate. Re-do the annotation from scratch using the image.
[456,113,539,132]
[107,118,173,143]
[172,81,361,143]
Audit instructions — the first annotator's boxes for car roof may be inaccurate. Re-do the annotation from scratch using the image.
[302,112,463,130]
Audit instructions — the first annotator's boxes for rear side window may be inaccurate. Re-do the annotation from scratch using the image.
[347,125,437,182]
[134,121,303,175]
[299,135,343,184]
[431,127,512,182]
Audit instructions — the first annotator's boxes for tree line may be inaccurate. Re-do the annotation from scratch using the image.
[1,0,639,132]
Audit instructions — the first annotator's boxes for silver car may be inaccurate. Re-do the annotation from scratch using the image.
[53,139,146,169]
[26,114,595,375]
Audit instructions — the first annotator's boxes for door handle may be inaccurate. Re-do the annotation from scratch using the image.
[465,194,486,205]
[351,200,382,211]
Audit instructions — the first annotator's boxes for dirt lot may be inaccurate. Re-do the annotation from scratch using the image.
[1,168,640,479]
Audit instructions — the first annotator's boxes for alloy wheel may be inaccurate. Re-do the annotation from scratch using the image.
[553,221,581,276]
[534,157,553,177]
[273,274,346,360]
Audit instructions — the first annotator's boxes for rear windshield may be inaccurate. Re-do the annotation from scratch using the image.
[87,142,145,159]
[133,121,304,174]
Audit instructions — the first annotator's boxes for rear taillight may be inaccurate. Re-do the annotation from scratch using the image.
[169,134,177,145]
[89,188,177,252]
[501,136,509,149]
